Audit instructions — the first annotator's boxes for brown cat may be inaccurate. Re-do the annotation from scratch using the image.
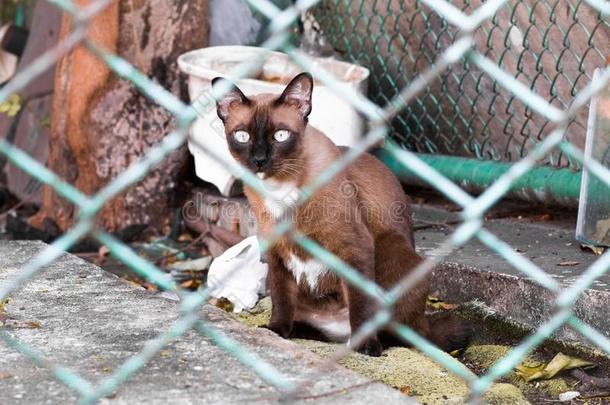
[212,72,470,356]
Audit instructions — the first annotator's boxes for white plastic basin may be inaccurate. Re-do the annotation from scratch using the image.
[178,46,370,196]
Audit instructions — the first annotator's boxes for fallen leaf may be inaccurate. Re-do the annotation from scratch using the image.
[159,350,172,358]
[37,115,51,129]
[102,366,111,373]
[399,386,411,395]
[122,278,145,290]
[581,244,605,256]
[0,372,11,380]
[449,349,462,357]
[0,94,22,117]
[209,297,234,313]
[180,279,203,289]
[25,321,41,329]
[557,261,579,267]
[515,361,546,380]
[178,233,193,242]
[0,298,9,313]
[3,318,41,329]
[426,296,456,310]
[516,353,595,382]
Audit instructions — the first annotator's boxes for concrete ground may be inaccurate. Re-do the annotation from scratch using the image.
[0,241,414,404]
[413,203,610,345]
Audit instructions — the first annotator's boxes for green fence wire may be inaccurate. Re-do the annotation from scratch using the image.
[311,0,610,169]
[0,0,609,404]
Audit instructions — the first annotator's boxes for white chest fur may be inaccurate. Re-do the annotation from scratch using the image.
[286,253,328,291]
[262,179,299,220]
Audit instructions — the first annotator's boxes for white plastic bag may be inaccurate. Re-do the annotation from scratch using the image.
[207,236,268,312]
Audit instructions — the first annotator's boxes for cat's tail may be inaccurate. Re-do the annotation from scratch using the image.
[425,311,473,353]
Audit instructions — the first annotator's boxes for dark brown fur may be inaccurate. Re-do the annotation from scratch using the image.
[213,73,470,356]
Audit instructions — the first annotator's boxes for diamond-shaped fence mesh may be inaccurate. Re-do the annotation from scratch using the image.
[311,0,610,169]
[0,0,609,404]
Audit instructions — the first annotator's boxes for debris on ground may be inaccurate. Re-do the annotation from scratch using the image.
[168,256,212,289]
[516,353,595,382]
[207,236,267,312]
[581,244,606,256]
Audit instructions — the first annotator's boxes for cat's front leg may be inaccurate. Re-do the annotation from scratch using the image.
[264,250,297,338]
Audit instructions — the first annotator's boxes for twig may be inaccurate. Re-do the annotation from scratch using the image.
[151,232,207,264]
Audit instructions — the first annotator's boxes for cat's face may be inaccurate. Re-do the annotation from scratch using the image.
[212,73,313,179]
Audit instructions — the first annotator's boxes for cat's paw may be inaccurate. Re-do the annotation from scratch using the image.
[357,338,383,357]
[261,322,293,338]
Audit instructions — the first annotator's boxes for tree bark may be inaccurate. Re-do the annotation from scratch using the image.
[31,0,208,234]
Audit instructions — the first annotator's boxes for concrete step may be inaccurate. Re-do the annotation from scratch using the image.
[0,241,414,404]
[416,204,610,346]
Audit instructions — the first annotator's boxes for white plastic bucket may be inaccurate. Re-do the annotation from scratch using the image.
[178,46,370,196]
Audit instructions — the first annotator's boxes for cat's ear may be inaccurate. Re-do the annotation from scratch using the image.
[277,72,313,118]
[211,77,250,122]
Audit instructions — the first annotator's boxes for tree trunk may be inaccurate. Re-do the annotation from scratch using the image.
[31,0,208,234]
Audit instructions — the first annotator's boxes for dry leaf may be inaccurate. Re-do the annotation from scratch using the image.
[426,296,456,310]
[449,349,462,357]
[515,361,545,381]
[516,353,595,382]
[399,386,411,395]
[0,372,11,380]
[209,297,234,313]
[25,321,41,329]
[557,261,579,267]
[178,233,193,242]
[581,244,606,256]
[0,298,8,313]
[3,318,41,329]
[0,94,22,117]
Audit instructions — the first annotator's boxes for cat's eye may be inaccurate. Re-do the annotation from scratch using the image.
[274,130,290,142]
[233,130,250,143]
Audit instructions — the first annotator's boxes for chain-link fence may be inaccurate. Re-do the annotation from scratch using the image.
[0,1,32,26]
[0,0,610,404]
[312,0,610,170]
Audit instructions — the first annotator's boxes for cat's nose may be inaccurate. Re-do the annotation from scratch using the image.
[252,153,268,168]
[253,157,268,168]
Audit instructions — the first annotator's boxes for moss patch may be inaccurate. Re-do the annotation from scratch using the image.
[298,339,471,404]
[233,299,529,404]
[232,297,272,327]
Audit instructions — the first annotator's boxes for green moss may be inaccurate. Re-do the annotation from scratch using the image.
[235,303,532,404]
[299,339,470,404]
[232,297,272,327]
[463,345,511,370]
[484,383,529,405]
